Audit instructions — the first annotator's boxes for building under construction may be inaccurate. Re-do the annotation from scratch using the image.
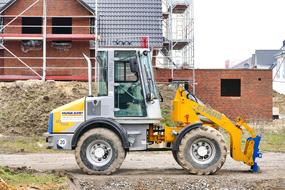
[0,0,164,80]
[0,0,274,121]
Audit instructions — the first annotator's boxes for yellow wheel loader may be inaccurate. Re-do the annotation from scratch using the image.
[46,49,262,175]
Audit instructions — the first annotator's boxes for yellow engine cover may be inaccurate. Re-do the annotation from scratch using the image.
[52,98,85,133]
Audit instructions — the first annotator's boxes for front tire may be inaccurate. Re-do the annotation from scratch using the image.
[177,126,227,175]
[75,128,125,175]
[172,149,181,166]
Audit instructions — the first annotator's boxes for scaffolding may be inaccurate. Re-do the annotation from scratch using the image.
[0,0,98,81]
[157,0,195,92]
[0,0,152,81]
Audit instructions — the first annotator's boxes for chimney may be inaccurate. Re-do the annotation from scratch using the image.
[225,60,230,69]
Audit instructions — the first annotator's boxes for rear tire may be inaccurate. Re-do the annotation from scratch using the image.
[75,128,125,175]
[177,126,227,175]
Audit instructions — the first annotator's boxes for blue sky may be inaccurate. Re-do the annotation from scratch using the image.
[194,0,285,68]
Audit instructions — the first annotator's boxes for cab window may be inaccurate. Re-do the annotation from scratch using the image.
[114,51,147,117]
[96,51,108,96]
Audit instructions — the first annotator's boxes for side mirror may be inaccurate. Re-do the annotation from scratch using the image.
[130,57,139,73]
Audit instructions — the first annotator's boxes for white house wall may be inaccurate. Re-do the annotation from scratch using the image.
[273,57,285,95]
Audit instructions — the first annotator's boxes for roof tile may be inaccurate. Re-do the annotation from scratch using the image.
[80,0,163,48]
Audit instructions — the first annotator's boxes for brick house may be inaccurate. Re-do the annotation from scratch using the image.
[0,0,93,78]
[0,0,163,79]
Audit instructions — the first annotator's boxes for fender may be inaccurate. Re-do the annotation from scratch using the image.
[71,117,129,150]
[172,122,202,151]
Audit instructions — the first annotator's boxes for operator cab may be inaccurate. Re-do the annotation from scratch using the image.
[85,49,162,124]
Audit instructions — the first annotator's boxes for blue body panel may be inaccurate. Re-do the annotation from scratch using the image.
[48,112,54,134]
[247,135,262,172]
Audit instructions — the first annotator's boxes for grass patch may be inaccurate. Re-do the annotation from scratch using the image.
[160,109,176,127]
[0,136,57,154]
[0,166,68,190]
[260,132,285,152]
[220,127,285,153]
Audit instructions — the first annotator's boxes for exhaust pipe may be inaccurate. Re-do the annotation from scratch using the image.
[83,54,93,97]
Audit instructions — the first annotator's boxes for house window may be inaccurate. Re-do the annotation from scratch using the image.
[221,79,241,97]
[276,61,281,79]
[90,18,95,34]
[52,18,72,34]
[22,17,42,34]
[0,17,4,33]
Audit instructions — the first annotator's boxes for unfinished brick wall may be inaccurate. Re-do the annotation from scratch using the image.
[154,68,273,121]
[2,0,92,76]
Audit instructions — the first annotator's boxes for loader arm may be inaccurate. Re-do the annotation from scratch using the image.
[172,85,262,172]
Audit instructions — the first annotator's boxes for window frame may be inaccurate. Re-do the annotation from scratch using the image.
[281,60,285,80]
[114,61,139,83]
[90,18,95,34]
[221,79,241,97]
[22,17,43,34]
[96,51,108,97]
[52,17,72,34]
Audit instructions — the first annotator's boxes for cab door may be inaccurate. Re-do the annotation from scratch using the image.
[114,51,147,117]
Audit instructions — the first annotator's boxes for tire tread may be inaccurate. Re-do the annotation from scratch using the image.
[177,126,227,175]
[75,128,125,175]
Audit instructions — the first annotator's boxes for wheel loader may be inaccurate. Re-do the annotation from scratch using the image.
[46,48,262,175]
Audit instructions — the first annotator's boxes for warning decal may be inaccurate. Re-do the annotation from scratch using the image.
[61,111,84,123]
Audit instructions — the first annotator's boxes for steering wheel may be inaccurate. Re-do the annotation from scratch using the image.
[117,83,142,103]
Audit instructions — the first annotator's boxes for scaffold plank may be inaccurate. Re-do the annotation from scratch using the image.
[46,34,97,41]
[0,33,43,40]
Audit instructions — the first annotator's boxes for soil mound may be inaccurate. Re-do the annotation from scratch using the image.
[0,80,88,135]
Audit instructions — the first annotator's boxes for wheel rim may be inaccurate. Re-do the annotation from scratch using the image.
[86,140,113,167]
[189,138,216,165]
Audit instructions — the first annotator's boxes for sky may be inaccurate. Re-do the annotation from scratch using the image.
[194,0,285,68]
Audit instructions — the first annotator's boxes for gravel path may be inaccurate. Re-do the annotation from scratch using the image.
[0,151,284,189]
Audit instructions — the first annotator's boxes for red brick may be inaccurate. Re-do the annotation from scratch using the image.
[2,0,92,76]
[155,68,273,121]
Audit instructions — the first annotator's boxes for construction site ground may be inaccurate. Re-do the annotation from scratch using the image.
[0,151,284,189]
[0,81,285,189]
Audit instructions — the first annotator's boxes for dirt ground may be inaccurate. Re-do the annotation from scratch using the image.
[0,151,284,189]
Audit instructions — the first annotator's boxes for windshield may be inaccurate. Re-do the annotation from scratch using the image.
[139,51,158,99]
